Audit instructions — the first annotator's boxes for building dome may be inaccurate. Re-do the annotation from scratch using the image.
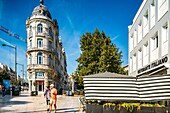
[32,4,52,19]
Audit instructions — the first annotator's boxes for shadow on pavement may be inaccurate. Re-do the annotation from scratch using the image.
[10,100,32,105]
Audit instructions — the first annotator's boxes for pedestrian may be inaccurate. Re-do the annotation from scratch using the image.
[44,86,51,111]
[49,84,57,113]
[2,86,6,97]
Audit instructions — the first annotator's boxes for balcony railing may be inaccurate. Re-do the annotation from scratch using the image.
[35,32,53,40]
[27,64,54,70]
[27,45,54,52]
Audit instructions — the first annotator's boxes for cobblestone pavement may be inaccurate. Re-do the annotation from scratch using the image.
[0,91,84,113]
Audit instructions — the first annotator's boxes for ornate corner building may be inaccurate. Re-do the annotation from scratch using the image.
[26,0,67,93]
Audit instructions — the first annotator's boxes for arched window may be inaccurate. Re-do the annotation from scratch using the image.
[37,24,43,33]
[49,27,53,39]
[29,54,32,64]
[48,55,52,66]
[37,52,43,64]
[37,39,43,47]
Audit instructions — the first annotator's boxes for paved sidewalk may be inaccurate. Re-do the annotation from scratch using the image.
[0,91,84,113]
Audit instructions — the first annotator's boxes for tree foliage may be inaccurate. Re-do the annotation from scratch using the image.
[74,28,126,89]
[0,70,10,84]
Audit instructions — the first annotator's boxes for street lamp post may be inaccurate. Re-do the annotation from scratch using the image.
[16,63,24,80]
[2,44,17,80]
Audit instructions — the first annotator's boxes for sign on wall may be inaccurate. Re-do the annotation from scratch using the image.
[138,56,168,74]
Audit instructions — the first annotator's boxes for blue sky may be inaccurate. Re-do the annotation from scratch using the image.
[0,0,143,76]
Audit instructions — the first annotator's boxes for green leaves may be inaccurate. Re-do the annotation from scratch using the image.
[74,28,126,89]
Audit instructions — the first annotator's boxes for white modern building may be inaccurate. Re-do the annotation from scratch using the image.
[128,0,170,76]
[26,0,67,93]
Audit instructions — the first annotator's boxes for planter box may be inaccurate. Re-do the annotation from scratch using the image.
[31,91,37,96]
[86,104,170,113]
[86,104,103,113]
[139,107,154,113]
[12,91,19,96]
[103,106,118,113]
[154,107,165,113]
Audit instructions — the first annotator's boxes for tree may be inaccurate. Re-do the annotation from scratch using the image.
[74,28,126,89]
[0,70,10,84]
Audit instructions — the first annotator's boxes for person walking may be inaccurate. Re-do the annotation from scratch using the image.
[44,86,51,111]
[2,86,6,97]
[49,84,57,113]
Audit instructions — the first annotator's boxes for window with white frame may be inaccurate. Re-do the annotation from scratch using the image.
[48,55,52,66]
[37,39,43,48]
[29,26,33,36]
[36,72,44,77]
[151,32,158,51]
[143,42,148,57]
[37,52,43,64]
[158,0,168,20]
[138,49,142,69]
[143,10,149,36]
[138,21,142,43]
[150,0,155,28]
[129,33,134,51]
[143,10,148,28]
[49,27,53,39]
[162,22,168,43]
[29,54,32,64]
[158,0,166,8]
[134,30,137,47]
[37,23,43,33]
[133,54,136,72]
[30,39,32,48]
[49,41,52,49]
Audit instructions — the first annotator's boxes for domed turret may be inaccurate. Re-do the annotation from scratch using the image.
[32,0,52,19]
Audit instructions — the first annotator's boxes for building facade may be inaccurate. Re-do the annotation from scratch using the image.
[128,0,170,76]
[26,0,67,93]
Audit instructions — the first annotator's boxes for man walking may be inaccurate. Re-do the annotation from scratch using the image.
[44,86,51,111]
[49,84,57,113]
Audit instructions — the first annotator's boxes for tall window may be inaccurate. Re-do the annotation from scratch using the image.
[130,57,133,73]
[37,52,43,64]
[158,0,168,20]
[30,39,32,48]
[56,40,58,48]
[162,22,168,43]
[29,54,32,64]
[138,21,142,43]
[134,30,137,47]
[29,26,33,36]
[48,55,52,66]
[151,33,158,51]
[143,42,148,57]
[138,49,142,69]
[133,54,136,72]
[150,0,155,28]
[37,39,43,47]
[49,41,52,49]
[49,27,53,39]
[37,24,43,33]
[129,33,134,52]
[48,73,52,79]
[143,10,149,36]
